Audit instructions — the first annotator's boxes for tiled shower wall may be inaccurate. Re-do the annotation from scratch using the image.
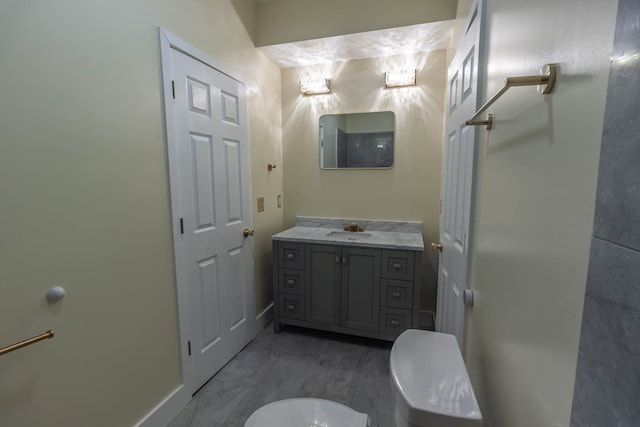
[570,0,640,425]
[337,131,394,168]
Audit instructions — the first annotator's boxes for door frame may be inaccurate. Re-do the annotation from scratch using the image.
[158,27,255,395]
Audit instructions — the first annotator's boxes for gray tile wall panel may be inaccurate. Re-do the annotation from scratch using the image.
[571,0,640,425]
[593,0,640,251]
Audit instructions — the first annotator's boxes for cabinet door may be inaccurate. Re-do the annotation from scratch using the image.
[381,250,414,280]
[306,244,341,326]
[279,241,305,269]
[279,269,305,295]
[381,279,414,309]
[341,247,381,332]
[380,307,411,336]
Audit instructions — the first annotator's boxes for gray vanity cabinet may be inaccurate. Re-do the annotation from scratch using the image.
[304,244,380,332]
[273,239,421,341]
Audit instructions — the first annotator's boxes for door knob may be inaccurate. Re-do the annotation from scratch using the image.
[431,242,443,252]
[243,228,255,237]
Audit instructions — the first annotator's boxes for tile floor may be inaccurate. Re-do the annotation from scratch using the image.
[167,323,395,427]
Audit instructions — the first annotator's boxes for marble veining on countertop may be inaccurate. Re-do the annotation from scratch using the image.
[272,216,424,251]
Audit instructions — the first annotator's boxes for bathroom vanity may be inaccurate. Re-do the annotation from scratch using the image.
[272,217,424,341]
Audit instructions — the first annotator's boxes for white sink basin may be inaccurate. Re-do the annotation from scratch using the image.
[326,231,372,239]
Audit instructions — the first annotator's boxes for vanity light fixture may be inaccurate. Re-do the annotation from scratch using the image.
[300,78,331,95]
[385,69,416,88]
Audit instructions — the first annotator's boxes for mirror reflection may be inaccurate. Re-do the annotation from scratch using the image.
[319,111,395,169]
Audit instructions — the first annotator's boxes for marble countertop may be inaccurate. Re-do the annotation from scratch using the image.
[272,217,424,251]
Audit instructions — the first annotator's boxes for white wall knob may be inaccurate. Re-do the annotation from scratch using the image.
[46,286,66,303]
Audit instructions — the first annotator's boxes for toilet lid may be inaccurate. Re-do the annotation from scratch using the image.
[244,398,369,427]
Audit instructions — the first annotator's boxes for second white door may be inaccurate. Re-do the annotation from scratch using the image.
[169,47,255,393]
[436,0,484,349]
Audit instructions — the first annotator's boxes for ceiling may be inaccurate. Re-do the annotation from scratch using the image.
[256,20,455,69]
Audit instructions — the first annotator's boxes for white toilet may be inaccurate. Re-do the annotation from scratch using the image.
[390,329,482,427]
[244,397,369,427]
[245,329,481,427]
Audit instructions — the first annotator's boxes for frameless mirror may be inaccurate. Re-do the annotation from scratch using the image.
[319,111,395,169]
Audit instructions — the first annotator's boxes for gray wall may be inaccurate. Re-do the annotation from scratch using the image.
[571,0,640,424]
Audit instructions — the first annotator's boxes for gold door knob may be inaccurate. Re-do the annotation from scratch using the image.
[243,228,255,237]
[431,242,443,252]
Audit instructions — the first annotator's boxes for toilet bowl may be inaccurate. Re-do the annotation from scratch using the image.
[390,329,482,427]
[244,398,369,427]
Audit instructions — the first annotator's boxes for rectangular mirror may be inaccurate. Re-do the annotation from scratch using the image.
[319,111,395,169]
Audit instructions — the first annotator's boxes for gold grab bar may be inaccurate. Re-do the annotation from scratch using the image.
[466,64,557,130]
[0,330,54,356]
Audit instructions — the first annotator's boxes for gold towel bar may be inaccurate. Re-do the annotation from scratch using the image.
[0,330,54,356]
[466,64,557,130]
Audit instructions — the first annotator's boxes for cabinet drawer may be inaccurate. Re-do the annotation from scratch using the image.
[279,269,305,295]
[279,294,305,320]
[381,279,413,309]
[381,250,414,280]
[380,307,411,336]
[279,242,305,269]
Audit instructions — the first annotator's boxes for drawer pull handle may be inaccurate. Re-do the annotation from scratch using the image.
[287,279,295,285]
[287,304,295,312]
[393,263,402,270]
[287,253,295,260]
[392,291,401,298]
[391,319,400,327]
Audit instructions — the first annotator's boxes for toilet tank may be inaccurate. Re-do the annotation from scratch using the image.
[390,329,482,427]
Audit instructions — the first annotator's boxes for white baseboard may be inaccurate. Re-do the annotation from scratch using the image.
[134,385,190,427]
[256,303,273,331]
[134,304,273,427]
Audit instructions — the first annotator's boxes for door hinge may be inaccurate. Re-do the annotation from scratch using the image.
[187,340,191,356]
[172,80,176,99]
[180,218,184,234]
[440,199,442,214]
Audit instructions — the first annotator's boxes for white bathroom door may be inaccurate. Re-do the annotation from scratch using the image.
[166,43,256,394]
[436,0,484,349]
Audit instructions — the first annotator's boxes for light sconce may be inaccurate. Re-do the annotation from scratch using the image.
[300,78,331,96]
[385,69,417,88]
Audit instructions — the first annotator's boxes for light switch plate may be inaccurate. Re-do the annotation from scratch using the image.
[257,197,265,212]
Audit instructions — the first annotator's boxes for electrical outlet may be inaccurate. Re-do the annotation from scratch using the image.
[277,194,282,208]
[257,197,265,212]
